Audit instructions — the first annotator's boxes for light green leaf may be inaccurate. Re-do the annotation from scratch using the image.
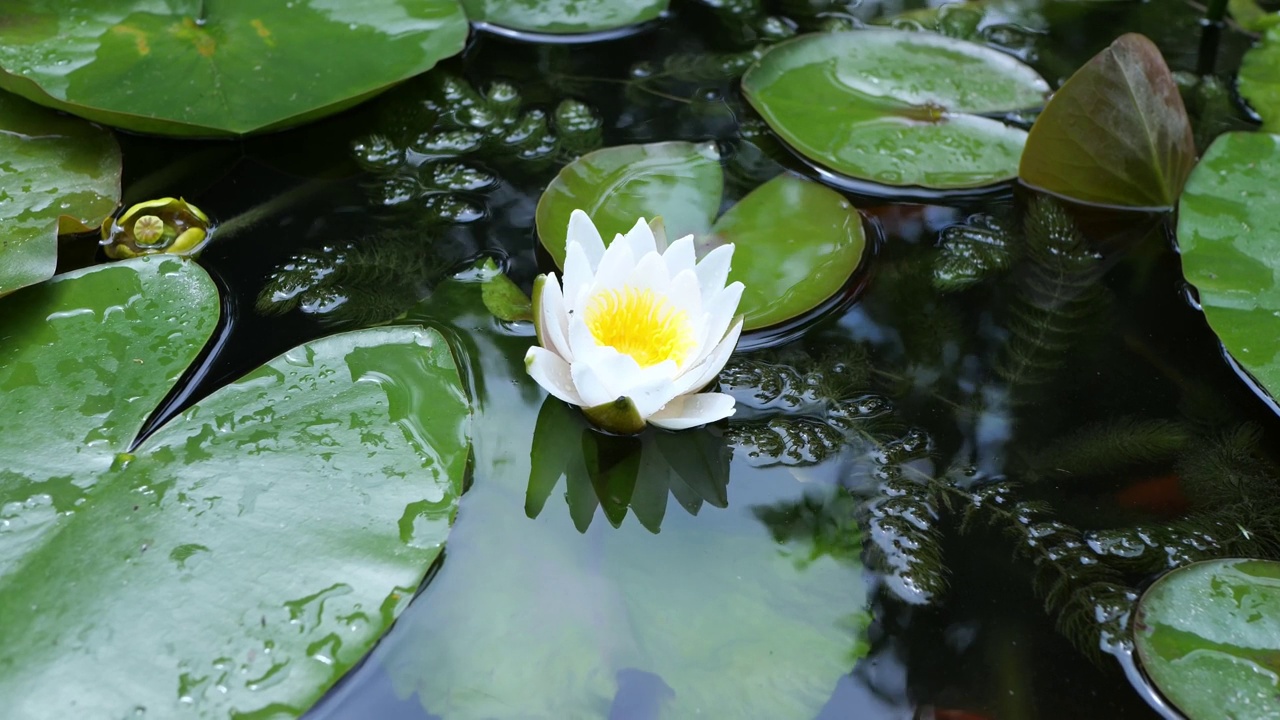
[1239,25,1280,133]
[0,1,469,137]
[1176,131,1280,402]
[1020,33,1195,208]
[0,257,472,718]
[1134,558,1280,720]
[0,91,121,295]
[741,29,1048,189]
[462,0,667,34]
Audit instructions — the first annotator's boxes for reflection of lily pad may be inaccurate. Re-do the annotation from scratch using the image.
[0,257,471,718]
[1134,558,1280,720]
[0,1,469,136]
[462,0,666,34]
[1176,131,1280,401]
[0,92,121,295]
[741,29,1049,189]
[535,141,866,330]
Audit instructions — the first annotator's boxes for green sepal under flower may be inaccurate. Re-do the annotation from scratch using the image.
[582,396,647,436]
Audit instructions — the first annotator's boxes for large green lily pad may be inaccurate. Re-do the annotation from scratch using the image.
[1020,33,1195,209]
[0,1,469,137]
[1176,131,1280,401]
[1239,25,1280,134]
[535,141,866,330]
[462,0,666,34]
[0,257,471,718]
[1134,558,1280,720]
[741,29,1049,189]
[0,92,121,295]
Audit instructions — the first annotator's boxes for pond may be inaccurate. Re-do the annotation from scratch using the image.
[2,1,1280,719]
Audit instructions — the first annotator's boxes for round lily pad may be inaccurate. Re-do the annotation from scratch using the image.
[534,141,867,330]
[462,0,666,34]
[1134,558,1280,720]
[741,29,1049,190]
[1176,131,1280,402]
[0,92,121,295]
[0,1,469,137]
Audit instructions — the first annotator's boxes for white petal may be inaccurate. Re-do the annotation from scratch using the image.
[619,217,658,259]
[538,273,573,362]
[590,237,636,297]
[691,281,743,366]
[570,343,646,408]
[567,209,606,268]
[675,316,743,396]
[525,347,583,406]
[621,250,673,296]
[694,243,735,303]
[649,392,736,430]
[563,240,595,315]
[662,234,696,277]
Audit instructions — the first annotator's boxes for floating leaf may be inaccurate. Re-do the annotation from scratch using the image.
[0,257,471,718]
[1020,33,1195,208]
[0,91,120,295]
[478,258,533,322]
[1134,558,1280,720]
[536,142,866,330]
[461,0,667,34]
[1176,131,1280,401]
[741,29,1049,189]
[0,1,469,136]
[1239,25,1280,133]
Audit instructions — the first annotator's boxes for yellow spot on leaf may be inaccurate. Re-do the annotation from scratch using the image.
[111,25,150,56]
[585,287,695,368]
[173,17,217,57]
[250,19,275,47]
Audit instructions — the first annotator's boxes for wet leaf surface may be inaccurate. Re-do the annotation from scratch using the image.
[0,92,121,294]
[461,0,666,34]
[1020,33,1196,208]
[1177,131,1280,402]
[0,257,471,718]
[1134,558,1280,720]
[1239,25,1280,133]
[536,142,866,330]
[0,1,469,136]
[741,29,1048,189]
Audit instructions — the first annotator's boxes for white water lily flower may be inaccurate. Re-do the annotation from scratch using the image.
[525,209,745,434]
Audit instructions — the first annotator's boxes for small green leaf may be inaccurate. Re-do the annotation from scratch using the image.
[1020,33,1196,208]
[0,258,472,718]
[0,91,121,295]
[536,141,723,268]
[0,1,469,137]
[462,0,667,34]
[741,29,1049,189]
[1239,25,1280,133]
[1176,131,1280,402]
[1134,558,1280,720]
[478,258,533,322]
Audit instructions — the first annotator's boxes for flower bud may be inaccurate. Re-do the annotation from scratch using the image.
[101,197,211,259]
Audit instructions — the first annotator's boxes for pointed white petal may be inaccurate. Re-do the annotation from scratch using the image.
[691,281,744,365]
[619,216,658,258]
[662,234,697,277]
[591,238,636,295]
[694,243,735,302]
[621,250,673,296]
[563,240,595,315]
[567,209,605,268]
[649,392,737,430]
[675,316,743,395]
[525,347,583,406]
[570,343,645,408]
[538,273,573,362]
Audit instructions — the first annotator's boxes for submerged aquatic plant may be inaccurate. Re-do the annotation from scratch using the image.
[525,210,744,433]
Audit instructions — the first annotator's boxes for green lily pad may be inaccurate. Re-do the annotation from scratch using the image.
[740,29,1049,189]
[1176,131,1280,401]
[1020,33,1195,209]
[462,0,666,34]
[1134,558,1280,720]
[0,1,469,137]
[1239,25,1280,133]
[0,92,121,295]
[0,257,472,718]
[535,141,866,330]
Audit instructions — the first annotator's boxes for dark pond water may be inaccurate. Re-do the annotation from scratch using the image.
[102,1,1280,718]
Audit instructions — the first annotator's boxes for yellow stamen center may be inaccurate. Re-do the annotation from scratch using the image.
[584,287,695,368]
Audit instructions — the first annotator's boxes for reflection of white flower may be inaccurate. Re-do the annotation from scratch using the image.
[525,210,744,433]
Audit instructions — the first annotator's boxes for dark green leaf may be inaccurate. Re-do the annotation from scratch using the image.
[1177,131,1280,401]
[741,29,1049,189]
[0,1,469,137]
[0,91,121,294]
[1019,33,1196,208]
[462,0,667,34]
[1239,25,1280,133]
